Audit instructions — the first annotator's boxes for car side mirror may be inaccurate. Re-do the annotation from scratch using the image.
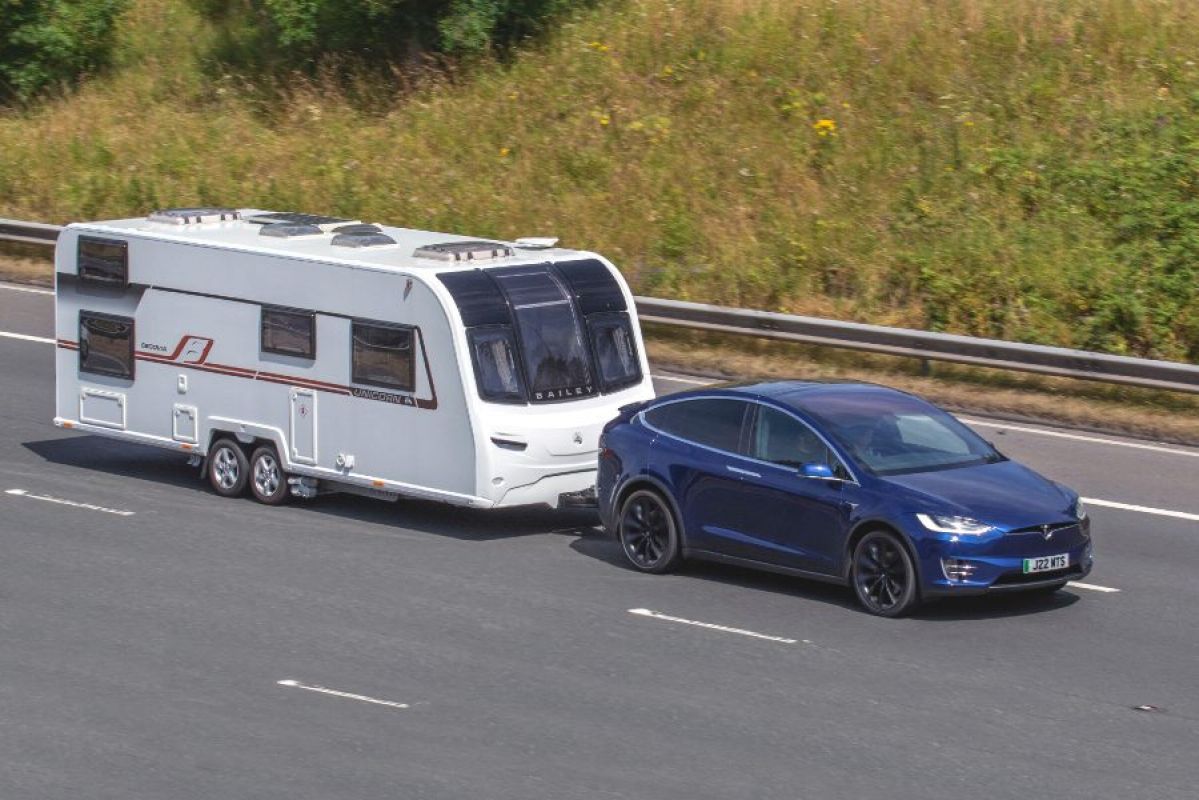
[801,462,836,480]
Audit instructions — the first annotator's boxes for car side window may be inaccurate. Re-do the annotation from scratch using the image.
[643,398,750,454]
[752,405,850,477]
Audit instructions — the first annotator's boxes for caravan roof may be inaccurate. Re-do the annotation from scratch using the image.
[74,208,581,277]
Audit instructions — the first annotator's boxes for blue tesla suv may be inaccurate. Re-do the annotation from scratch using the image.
[596,381,1092,616]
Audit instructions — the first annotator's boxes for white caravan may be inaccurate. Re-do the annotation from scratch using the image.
[53,208,654,508]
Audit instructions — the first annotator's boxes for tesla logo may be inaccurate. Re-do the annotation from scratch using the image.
[1042,525,1053,540]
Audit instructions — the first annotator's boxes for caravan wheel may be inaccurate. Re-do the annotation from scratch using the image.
[208,439,249,497]
[249,446,290,505]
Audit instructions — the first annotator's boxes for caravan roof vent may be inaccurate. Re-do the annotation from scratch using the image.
[413,241,514,262]
[148,207,241,225]
[245,212,357,232]
[332,232,397,248]
[259,223,324,238]
[332,223,383,235]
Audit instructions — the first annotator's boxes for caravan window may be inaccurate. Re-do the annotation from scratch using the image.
[78,237,128,286]
[261,306,315,358]
[79,311,135,379]
[588,313,641,391]
[351,320,415,391]
[469,327,526,403]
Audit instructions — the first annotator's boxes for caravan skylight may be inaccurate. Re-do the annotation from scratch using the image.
[148,208,241,225]
[413,241,515,262]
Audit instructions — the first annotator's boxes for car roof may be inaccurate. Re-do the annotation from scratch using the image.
[666,379,916,409]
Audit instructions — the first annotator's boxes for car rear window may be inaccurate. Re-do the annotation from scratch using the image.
[644,398,749,454]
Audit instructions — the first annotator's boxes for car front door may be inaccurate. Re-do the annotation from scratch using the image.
[733,404,858,575]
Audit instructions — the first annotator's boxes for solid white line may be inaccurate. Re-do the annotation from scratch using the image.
[276,680,408,709]
[628,608,801,644]
[1082,497,1199,522]
[1068,581,1121,593]
[650,373,719,386]
[0,282,53,295]
[962,418,1199,458]
[5,488,135,516]
[0,330,53,344]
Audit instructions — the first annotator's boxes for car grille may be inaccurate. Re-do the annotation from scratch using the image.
[992,565,1084,587]
[1009,522,1079,536]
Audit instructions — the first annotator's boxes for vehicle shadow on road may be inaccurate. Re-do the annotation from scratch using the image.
[570,533,1082,619]
[23,436,203,492]
[23,435,604,541]
[304,493,603,542]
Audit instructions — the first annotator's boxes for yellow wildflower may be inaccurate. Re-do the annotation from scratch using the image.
[812,118,837,137]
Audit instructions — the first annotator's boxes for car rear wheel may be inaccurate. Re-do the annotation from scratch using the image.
[208,439,249,498]
[852,530,919,617]
[618,489,681,574]
[249,445,290,505]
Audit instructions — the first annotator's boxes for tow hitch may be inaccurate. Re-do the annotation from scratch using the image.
[558,486,598,510]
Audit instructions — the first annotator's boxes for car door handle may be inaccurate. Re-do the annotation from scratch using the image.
[726,465,761,479]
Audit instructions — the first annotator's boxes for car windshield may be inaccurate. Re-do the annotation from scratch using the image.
[797,389,1002,476]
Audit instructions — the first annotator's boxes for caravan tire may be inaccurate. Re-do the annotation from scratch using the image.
[208,439,249,498]
[249,445,290,506]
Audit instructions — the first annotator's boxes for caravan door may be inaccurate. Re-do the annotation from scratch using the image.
[289,388,317,465]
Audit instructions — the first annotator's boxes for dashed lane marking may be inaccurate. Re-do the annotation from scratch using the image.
[1068,581,1121,593]
[0,330,53,344]
[628,608,801,645]
[5,488,135,516]
[0,282,53,296]
[650,373,719,386]
[1082,497,1199,523]
[962,418,1199,459]
[276,680,408,710]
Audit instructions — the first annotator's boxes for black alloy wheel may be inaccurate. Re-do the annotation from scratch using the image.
[852,530,919,617]
[618,490,681,574]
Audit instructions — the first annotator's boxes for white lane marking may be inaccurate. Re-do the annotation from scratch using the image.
[962,418,1199,459]
[276,679,408,709]
[650,373,719,386]
[0,330,53,344]
[0,282,53,295]
[1082,497,1199,522]
[629,608,801,645]
[5,488,135,516]
[1068,581,1121,593]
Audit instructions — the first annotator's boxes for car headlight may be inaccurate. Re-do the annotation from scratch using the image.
[916,513,995,535]
[1073,497,1088,521]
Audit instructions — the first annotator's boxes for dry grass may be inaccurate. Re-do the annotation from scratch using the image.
[0,250,52,285]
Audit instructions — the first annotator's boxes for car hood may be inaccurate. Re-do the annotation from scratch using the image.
[881,459,1075,530]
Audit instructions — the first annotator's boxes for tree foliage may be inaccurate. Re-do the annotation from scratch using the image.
[207,0,582,65]
[0,0,127,102]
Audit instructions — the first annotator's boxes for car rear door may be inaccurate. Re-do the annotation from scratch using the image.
[642,398,755,556]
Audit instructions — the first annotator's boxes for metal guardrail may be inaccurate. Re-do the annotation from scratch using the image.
[4,217,1198,394]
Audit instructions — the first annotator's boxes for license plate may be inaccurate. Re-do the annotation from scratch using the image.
[1023,553,1069,574]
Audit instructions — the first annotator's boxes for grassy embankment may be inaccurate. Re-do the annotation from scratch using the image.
[2,0,1199,440]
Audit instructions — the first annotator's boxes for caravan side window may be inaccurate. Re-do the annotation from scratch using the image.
[78,237,128,286]
[261,306,315,358]
[79,311,135,379]
[351,320,415,391]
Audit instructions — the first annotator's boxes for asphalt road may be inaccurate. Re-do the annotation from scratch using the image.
[2,283,1198,799]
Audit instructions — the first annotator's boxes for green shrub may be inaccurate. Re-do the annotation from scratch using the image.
[0,0,127,102]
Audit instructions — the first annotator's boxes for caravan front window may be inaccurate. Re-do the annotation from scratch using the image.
[492,270,595,402]
[469,327,526,403]
[588,313,641,391]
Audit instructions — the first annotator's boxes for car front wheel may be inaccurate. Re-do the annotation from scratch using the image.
[618,489,681,574]
[851,530,919,617]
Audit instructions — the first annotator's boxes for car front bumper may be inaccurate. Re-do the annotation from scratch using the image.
[915,528,1094,597]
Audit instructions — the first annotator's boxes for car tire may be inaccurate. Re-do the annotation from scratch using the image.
[249,445,290,505]
[618,489,682,574]
[851,530,920,617]
[208,438,249,498]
